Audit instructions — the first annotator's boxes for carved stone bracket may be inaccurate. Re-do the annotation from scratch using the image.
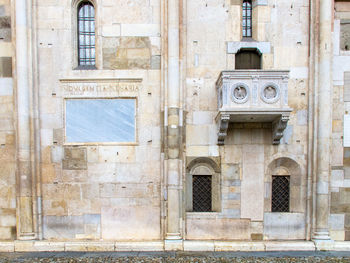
[272,114,290,145]
[217,114,230,145]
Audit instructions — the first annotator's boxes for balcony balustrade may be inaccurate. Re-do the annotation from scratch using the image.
[216,70,293,145]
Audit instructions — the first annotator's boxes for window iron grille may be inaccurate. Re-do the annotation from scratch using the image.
[243,0,252,37]
[271,175,290,212]
[192,175,212,212]
[78,2,95,66]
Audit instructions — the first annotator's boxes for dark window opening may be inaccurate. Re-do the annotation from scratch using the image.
[235,49,261,69]
[272,175,290,212]
[78,1,95,67]
[193,175,212,212]
[243,0,252,38]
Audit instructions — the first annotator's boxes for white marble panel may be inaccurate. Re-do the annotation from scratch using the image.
[65,99,136,143]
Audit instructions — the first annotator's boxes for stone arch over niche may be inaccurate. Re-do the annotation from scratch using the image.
[264,157,305,213]
[185,157,221,212]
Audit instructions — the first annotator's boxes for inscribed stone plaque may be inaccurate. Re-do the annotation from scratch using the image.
[65,99,136,143]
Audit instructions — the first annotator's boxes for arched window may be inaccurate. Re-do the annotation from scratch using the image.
[77,1,95,67]
[186,158,221,212]
[242,0,252,38]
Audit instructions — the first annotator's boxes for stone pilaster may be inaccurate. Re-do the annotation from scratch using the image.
[15,0,35,240]
[165,0,182,243]
[313,0,332,241]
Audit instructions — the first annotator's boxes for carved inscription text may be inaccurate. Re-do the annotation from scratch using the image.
[62,82,141,97]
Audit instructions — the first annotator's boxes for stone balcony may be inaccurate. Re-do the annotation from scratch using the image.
[216,70,293,145]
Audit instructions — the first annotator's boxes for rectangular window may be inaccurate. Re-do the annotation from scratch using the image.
[271,175,290,212]
[65,98,136,143]
[192,175,212,212]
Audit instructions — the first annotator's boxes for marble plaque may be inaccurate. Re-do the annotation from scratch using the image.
[65,99,136,143]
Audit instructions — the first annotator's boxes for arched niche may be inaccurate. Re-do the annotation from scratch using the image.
[185,157,221,212]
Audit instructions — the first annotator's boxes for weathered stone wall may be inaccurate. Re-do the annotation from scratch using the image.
[36,0,162,241]
[329,2,350,241]
[0,0,16,240]
[184,0,309,240]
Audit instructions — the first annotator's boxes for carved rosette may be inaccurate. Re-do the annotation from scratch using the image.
[217,114,230,145]
[272,115,290,144]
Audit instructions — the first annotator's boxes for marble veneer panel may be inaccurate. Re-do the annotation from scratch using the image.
[65,99,136,143]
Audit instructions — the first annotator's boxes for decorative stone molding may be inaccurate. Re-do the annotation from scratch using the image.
[227,41,271,54]
[217,114,230,145]
[272,114,290,145]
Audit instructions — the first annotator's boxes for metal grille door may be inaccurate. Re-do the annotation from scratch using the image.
[192,175,212,212]
[272,175,290,212]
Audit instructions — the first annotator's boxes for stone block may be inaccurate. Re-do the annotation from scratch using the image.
[186,218,250,240]
[0,78,12,96]
[331,170,344,188]
[101,206,160,240]
[65,242,114,252]
[329,214,345,230]
[115,241,164,251]
[330,230,345,241]
[251,233,263,240]
[150,55,161,69]
[121,24,160,37]
[241,145,264,220]
[51,146,63,163]
[214,241,265,251]
[265,241,315,251]
[14,241,35,252]
[0,57,11,77]
[62,147,87,170]
[0,226,14,240]
[32,241,65,252]
[264,213,305,240]
[43,215,84,240]
[0,208,15,226]
[0,241,14,252]
[183,241,214,251]
[102,24,121,37]
[0,16,10,29]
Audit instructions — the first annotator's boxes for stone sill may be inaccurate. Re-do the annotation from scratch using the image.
[1,241,350,252]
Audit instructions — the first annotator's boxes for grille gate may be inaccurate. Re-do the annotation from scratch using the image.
[272,175,290,212]
[192,175,212,212]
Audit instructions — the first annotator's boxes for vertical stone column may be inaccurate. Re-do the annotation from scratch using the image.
[313,0,332,241]
[165,0,182,243]
[15,0,35,239]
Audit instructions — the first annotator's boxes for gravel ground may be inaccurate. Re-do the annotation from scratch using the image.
[0,252,350,263]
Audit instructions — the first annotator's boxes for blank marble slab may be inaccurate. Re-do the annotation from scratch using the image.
[65,99,135,143]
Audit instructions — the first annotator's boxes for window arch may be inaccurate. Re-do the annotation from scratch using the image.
[242,0,252,38]
[265,157,305,213]
[186,157,221,212]
[77,1,95,67]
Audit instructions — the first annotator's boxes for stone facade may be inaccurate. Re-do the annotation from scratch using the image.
[0,0,350,250]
